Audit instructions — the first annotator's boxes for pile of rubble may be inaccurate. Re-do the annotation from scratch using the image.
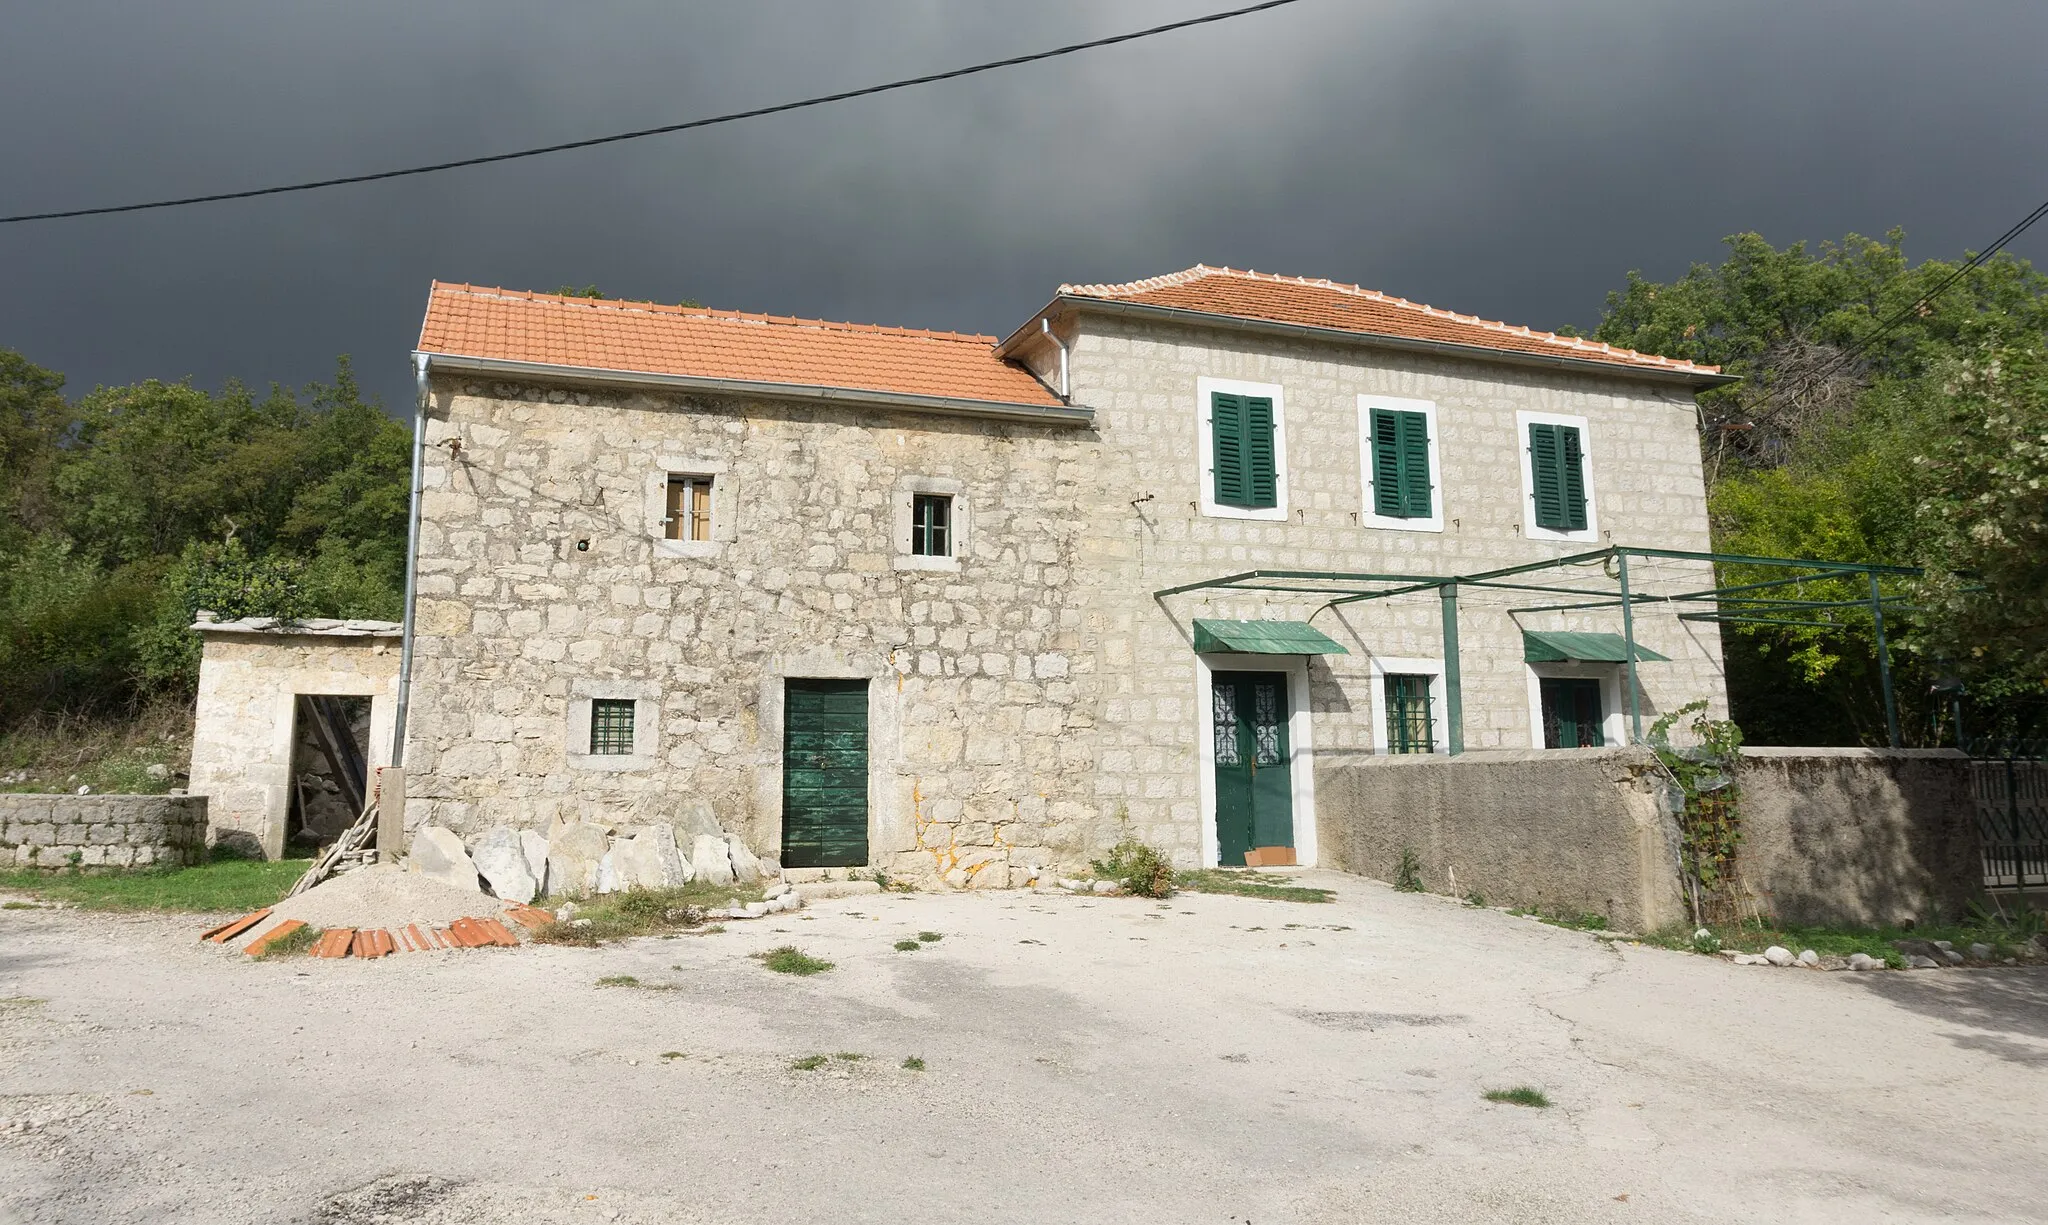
[404,806,775,904]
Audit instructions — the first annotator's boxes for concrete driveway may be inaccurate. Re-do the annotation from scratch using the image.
[2,871,2044,1224]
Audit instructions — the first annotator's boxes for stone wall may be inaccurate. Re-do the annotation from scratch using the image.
[0,794,208,870]
[1735,748,1981,927]
[1313,747,1688,933]
[188,623,400,859]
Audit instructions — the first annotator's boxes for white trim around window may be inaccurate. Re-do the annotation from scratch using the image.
[1357,394,1444,533]
[648,456,735,559]
[1192,652,1318,869]
[565,679,661,771]
[1367,655,1449,755]
[1514,409,1600,543]
[891,475,968,572]
[1524,662,1627,749]
[1195,376,1289,522]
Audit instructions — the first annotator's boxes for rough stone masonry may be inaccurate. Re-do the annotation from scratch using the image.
[0,794,207,870]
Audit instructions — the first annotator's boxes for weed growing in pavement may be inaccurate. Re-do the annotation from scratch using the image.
[1175,869,1333,903]
[660,1051,685,1060]
[833,1052,866,1062]
[1509,908,1611,933]
[1643,914,2043,965]
[790,1054,828,1071]
[252,924,321,959]
[532,882,764,947]
[595,975,642,988]
[1092,836,1176,898]
[901,1056,926,1071]
[1484,1087,1551,1108]
[916,931,943,943]
[1393,847,1424,892]
[1464,892,1486,908]
[755,945,833,976]
[892,939,920,952]
[2,901,43,909]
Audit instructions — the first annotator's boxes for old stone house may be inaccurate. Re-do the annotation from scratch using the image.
[396,266,1732,884]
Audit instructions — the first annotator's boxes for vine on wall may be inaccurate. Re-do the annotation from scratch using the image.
[1647,700,1747,919]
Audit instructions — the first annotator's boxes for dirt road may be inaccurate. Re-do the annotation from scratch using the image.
[3,873,2044,1223]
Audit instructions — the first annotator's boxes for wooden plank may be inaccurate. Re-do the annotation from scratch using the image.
[244,919,307,957]
[203,908,273,944]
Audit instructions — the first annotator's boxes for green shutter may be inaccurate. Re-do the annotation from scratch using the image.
[1559,426,1588,530]
[1244,396,1277,507]
[1211,392,1248,506]
[1370,408,1404,516]
[1397,411,1432,518]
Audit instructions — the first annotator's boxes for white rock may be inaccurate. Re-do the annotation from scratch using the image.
[782,891,803,910]
[547,823,610,897]
[692,834,735,886]
[1847,952,1882,971]
[762,882,790,900]
[744,901,771,918]
[1797,949,1819,966]
[519,829,550,896]
[1091,880,1118,895]
[725,834,763,883]
[1763,946,1795,967]
[554,902,579,921]
[675,801,724,842]
[1904,954,1941,969]
[468,827,537,904]
[647,824,692,886]
[611,830,668,891]
[409,826,481,893]
[594,850,621,894]
[758,857,783,879]
[1931,940,1954,952]
[1968,942,1994,961]
[145,763,171,781]
[1943,950,1965,965]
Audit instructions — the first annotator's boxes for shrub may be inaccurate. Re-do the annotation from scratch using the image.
[1091,837,1175,898]
[1393,847,1424,892]
[755,945,833,976]
[1483,1086,1551,1108]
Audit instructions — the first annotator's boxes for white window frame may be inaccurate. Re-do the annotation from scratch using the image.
[1192,652,1319,869]
[566,679,661,771]
[892,475,968,572]
[1367,655,1449,755]
[1357,394,1444,533]
[648,457,734,559]
[1196,376,1289,522]
[1514,409,1600,543]
[1524,662,1627,750]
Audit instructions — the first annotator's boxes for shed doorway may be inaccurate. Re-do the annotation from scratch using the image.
[286,695,371,855]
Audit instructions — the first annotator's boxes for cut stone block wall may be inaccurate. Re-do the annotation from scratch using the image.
[0,794,208,870]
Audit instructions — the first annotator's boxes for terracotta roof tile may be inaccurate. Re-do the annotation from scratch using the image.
[417,283,1063,408]
[1059,265,1722,378]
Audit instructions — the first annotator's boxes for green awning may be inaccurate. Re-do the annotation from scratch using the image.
[1193,619,1348,655]
[1523,630,1670,664]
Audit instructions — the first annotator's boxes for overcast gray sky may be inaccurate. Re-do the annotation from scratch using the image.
[4,0,2045,411]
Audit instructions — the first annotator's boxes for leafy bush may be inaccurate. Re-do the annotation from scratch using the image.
[1091,836,1175,898]
[1393,847,1424,892]
[755,946,833,976]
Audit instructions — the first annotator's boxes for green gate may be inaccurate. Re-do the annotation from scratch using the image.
[781,680,869,868]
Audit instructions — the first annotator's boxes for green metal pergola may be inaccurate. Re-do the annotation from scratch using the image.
[1154,545,1921,753]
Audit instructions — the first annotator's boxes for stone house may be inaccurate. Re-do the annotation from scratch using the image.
[397,266,1732,883]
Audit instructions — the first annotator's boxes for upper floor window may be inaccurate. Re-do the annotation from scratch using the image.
[1196,377,1288,521]
[1517,411,1598,542]
[911,493,952,557]
[665,474,713,542]
[1359,395,1443,532]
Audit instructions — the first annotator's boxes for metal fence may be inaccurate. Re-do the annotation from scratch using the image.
[1970,740,2048,889]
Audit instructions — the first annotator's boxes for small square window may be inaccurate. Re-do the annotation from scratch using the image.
[665,474,713,542]
[589,698,636,755]
[910,493,952,557]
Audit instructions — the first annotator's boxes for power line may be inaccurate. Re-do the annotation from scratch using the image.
[0,0,1311,226]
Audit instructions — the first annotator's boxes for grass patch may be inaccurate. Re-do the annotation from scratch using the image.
[595,975,642,988]
[660,1051,685,1060]
[0,700,191,796]
[790,1054,828,1071]
[892,939,921,952]
[1643,914,2042,963]
[0,853,308,913]
[833,1052,866,1062]
[1484,1086,1551,1108]
[3,901,43,910]
[901,1056,926,1071]
[1511,909,1610,932]
[754,945,833,976]
[530,881,765,947]
[916,931,943,943]
[1175,869,1334,904]
[251,924,321,959]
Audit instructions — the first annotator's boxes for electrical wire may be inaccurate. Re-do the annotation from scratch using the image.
[0,0,1311,225]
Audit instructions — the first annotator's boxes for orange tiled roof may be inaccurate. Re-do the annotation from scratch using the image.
[1056,265,1723,378]
[417,283,1064,408]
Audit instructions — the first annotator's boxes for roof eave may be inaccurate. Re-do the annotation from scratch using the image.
[415,352,1094,427]
[998,296,1739,389]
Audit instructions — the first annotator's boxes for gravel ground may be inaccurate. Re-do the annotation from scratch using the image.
[2,872,2045,1224]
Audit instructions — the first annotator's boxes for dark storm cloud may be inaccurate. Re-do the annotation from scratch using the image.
[4,0,2045,411]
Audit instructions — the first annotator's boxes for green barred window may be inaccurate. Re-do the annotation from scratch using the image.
[1383,674,1434,754]
[589,699,637,756]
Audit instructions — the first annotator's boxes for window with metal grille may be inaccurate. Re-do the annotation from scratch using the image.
[589,699,636,755]
[665,474,713,541]
[910,493,951,557]
[1384,674,1434,754]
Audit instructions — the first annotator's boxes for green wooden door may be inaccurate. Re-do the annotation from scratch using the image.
[781,680,869,868]
[1211,672,1294,866]
[1539,677,1605,749]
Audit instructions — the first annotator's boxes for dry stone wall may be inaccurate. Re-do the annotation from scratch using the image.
[0,794,208,870]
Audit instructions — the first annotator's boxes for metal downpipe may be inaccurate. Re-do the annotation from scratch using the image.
[391,352,430,769]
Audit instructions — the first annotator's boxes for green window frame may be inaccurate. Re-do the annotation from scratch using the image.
[910,493,952,557]
[1528,422,1589,532]
[1369,408,1433,519]
[589,698,636,755]
[1383,674,1435,754]
[1211,391,1278,509]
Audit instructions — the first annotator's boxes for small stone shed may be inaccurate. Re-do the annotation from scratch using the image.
[187,616,400,858]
